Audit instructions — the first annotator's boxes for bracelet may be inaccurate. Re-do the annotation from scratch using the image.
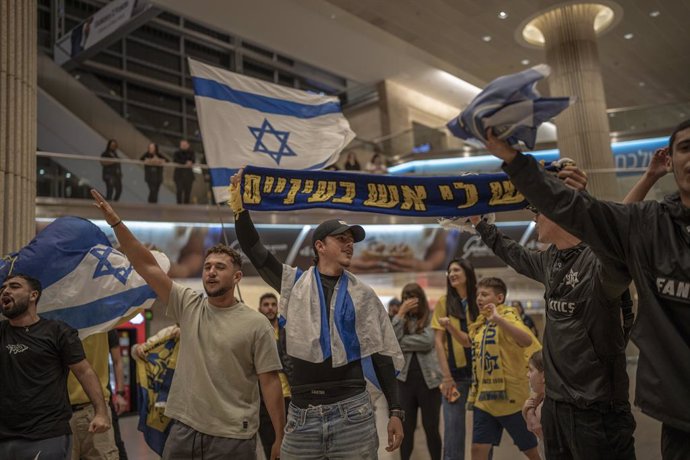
[110,220,122,228]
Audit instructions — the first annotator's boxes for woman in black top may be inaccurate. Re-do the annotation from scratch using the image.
[140,143,167,203]
[100,139,122,201]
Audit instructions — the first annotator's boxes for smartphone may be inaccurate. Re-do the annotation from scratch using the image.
[448,387,461,403]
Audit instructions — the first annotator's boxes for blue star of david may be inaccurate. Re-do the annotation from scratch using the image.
[90,246,133,285]
[248,118,297,165]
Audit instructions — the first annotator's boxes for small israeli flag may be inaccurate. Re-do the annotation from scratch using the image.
[0,217,169,338]
[189,59,356,203]
[447,64,574,150]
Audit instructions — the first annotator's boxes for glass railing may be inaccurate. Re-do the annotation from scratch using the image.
[36,151,216,205]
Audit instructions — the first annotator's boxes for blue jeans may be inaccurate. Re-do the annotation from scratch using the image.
[281,391,378,460]
[442,380,470,460]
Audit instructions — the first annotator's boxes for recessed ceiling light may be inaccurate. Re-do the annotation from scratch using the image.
[624,33,634,39]
[498,11,508,19]
[482,35,492,42]
[521,59,530,65]
[638,81,646,87]
[649,10,660,17]
[330,13,337,20]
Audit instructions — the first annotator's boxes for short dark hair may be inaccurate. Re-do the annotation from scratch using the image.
[204,244,242,269]
[477,277,507,298]
[669,119,690,155]
[6,274,42,303]
[259,292,277,305]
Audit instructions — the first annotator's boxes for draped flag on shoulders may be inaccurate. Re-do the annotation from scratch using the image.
[446,64,573,150]
[240,165,529,217]
[0,216,169,338]
[136,332,179,456]
[189,58,356,203]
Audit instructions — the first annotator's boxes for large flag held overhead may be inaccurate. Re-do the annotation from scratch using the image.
[446,64,573,150]
[189,58,356,203]
[0,217,169,338]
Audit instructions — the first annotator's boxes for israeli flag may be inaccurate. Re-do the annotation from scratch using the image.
[189,59,356,203]
[0,217,170,338]
[447,64,574,150]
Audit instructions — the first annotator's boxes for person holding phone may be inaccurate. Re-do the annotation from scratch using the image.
[393,283,444,460]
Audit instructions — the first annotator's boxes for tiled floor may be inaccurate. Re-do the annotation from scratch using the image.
[118,363,663,459]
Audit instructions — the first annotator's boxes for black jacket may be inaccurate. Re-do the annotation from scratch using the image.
[100,150,121,181]
[505,152,690,431]
[140,152,167,184]
[476,221,630,406]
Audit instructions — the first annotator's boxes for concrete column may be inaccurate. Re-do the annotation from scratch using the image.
[0,0,37,255]
[531,4,617,199]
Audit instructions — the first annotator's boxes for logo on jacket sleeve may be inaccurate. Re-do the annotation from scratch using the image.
[564,269,580,288]
[656,277,690,303]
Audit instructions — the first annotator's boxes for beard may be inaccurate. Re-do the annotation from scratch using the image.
[2,299,29,319]
[205,285,231,298]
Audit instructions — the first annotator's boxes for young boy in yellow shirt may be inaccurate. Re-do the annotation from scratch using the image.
[468,277,541,460]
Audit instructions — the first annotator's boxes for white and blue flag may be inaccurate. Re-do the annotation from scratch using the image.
[189,59,356,203]
[0,217,170,338]
[447,64,573,150]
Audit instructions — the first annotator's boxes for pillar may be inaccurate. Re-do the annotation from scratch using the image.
[528,3,618,199]
[0,0,36,255]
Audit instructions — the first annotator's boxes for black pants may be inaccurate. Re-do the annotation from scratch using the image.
[146,180,161,203]
[105,176,122,201]
[175,177,193,204]
[662,424,690,460]
[542,397,636,460]
[0,434,71,460]
[258,396,290,459]
[109,398,128,459]
[398,369,442,460]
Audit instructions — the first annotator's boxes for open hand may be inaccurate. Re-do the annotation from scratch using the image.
[646,147,670,180]
[90,190,121,226]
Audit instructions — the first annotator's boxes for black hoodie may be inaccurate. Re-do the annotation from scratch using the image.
[504,152,690,431]
[476,221,630,406]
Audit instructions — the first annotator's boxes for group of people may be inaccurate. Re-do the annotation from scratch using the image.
[1,119,689,460]
[99,139,199,204]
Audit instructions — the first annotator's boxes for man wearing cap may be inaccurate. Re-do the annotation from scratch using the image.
[230,171,405,460]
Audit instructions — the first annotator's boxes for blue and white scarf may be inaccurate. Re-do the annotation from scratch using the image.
[279,264,404,371]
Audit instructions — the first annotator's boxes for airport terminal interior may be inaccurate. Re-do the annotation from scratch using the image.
[2,0,690,459]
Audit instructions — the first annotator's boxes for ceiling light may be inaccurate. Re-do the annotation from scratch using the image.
[482,35,492,42]
[624,33,634,39]
[498,11,508,19]
[521,59,530,65]
[649,10,660,17]
[638,81,646,87]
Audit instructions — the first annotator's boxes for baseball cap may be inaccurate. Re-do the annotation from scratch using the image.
[312,219,365,247]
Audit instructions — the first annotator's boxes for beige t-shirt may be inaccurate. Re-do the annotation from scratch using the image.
[164,282,282,439]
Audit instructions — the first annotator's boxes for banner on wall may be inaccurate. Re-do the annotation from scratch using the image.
[54,0,157,67]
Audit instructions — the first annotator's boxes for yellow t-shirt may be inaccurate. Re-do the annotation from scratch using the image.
[431,295,469,369]
[67,332,111,405]
[470,305,541,417]
[273,324,291,399]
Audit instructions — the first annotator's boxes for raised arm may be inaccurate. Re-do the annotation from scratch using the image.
[230,171,283,291]
[91,190,173,304]
[472,217,547,284]
[484,131,636,263]
[623,147,669,204]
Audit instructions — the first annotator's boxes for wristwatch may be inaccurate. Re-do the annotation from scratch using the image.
[389,409,405,422]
